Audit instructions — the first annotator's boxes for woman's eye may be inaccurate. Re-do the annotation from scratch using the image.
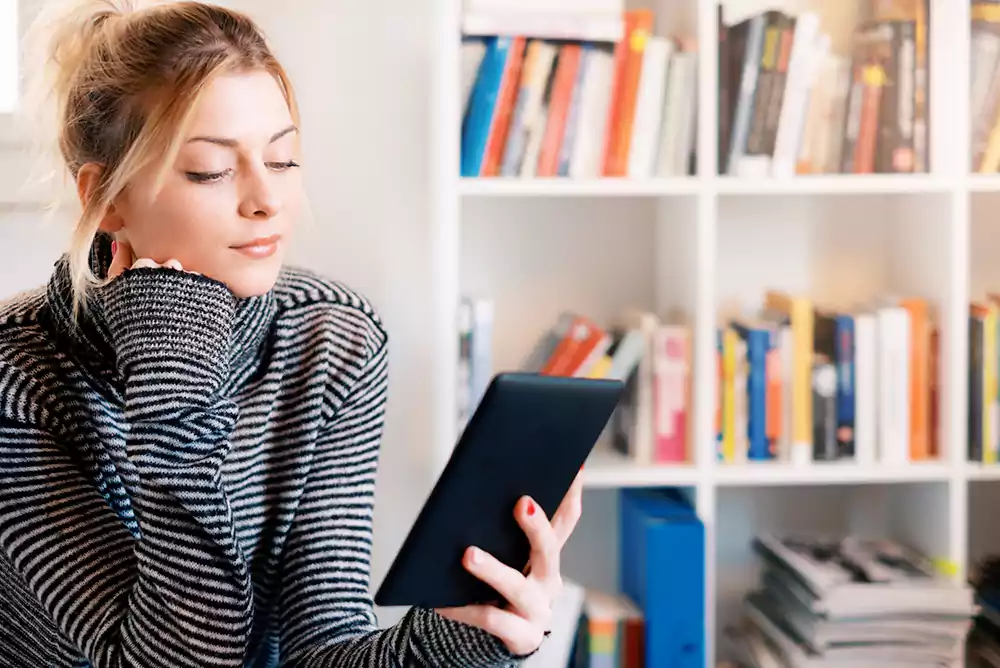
[185,169,231,184]
[267,160,301,172]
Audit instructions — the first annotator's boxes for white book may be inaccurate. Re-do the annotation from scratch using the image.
[656,51,698,177]
[877,307,910,465]
[463,0,625,42]
[568,46,615,178]
[626,37,672,178]
[518,109,548,178]
[853,312,877,466]
[796,52,837,174]
[771,13,823,177]
[778,325,797,463]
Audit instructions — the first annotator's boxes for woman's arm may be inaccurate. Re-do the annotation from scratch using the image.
[0,268,255,668]
[277,338,529,668]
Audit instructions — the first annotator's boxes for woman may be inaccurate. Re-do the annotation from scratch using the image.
[0,1,584,666]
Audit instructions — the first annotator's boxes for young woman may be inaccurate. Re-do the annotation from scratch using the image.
[0,1,584,666]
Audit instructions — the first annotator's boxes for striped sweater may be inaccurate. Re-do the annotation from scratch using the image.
[0,238,524,668]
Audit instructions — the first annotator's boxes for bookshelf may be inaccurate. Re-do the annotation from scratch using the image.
[431,0,984,666]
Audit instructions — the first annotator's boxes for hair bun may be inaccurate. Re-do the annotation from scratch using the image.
[18,1,150,191]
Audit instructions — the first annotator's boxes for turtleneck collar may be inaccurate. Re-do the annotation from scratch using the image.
[45,233,277,386]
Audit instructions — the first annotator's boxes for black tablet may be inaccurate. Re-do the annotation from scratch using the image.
[374,372,625,609]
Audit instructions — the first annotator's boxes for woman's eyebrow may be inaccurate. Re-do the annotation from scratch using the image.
[187,124,298,148]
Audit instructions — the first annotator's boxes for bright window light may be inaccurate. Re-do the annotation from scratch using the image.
[0,0,17,113]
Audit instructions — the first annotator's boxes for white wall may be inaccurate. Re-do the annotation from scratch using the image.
[0,0,438,626]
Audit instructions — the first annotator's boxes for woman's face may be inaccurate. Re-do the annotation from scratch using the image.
[108,69,303,298]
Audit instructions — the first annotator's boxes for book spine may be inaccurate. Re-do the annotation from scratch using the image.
[854,313,876,464]
[892,21,917,172]
[853,63,885,173]
[480,37,527,176]
[835,314,856,459]
[557,44,591,176]
[971,314,985,462]
[745,12,782,157]
[761,15,796,157]
[717,8,732,173]
[812,358,838,461]
[839,60,865,173]
[460,37,511,177]
[726,15,766,174]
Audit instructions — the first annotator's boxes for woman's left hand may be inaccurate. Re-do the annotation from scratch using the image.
[436,469,584,656]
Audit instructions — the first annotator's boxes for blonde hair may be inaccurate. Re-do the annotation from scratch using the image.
[19,0,300,306]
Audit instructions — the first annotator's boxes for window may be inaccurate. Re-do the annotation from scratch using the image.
[0,1,15,113]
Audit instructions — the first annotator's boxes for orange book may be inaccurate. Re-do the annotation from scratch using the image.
[853,64,884,173]
[536,43,583,177]
[900,298,930,460]
[540,315,605,377]
[601,9,654,176]
[929,326,939,458]
[481,37,527,177]
[765,345,782,457]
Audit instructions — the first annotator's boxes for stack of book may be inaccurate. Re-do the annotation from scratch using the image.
[461,8,698,179]
[719,1,929,177]
[970,0,1000,173]
[521,310,692,465]
[726,533,975,667]
[716,290,940,467]
[968,555,1000,667]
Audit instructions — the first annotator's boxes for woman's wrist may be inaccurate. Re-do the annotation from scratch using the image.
[99,266,236,380]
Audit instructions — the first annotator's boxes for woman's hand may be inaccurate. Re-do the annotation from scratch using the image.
[107,240,191,279]
[436,469,584,656]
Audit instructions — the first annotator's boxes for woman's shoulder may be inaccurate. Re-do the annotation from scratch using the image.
[272,265,388,357]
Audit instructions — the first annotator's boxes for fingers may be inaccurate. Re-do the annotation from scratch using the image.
[106,240,132,280]
[107,245,189,278]
[551,471,584,548]
[461,546,549,620]
[514,496,560,587]
[435,604,544,657]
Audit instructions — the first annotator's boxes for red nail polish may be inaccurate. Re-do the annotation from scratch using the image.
[111,241,118,254]
[526,500,536,516]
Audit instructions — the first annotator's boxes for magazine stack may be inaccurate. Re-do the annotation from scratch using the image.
[968,556,1000,667]
[726,533,976,667]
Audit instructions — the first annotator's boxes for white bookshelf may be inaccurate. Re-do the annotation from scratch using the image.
[430,0,988,666]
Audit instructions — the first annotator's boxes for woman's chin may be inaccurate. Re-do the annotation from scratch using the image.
[220,263,283,298]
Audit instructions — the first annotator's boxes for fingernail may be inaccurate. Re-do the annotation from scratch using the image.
[111,241,118,254]
[468,547,481,564]
[526,499,536,516]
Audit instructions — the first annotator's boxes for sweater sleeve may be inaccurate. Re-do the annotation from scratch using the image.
[0,268,255,668]
[277,333,527,668]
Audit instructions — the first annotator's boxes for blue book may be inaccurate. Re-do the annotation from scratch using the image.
[731,319,775,460]
[619,488,704,668]
[461,37,513,177]
[835,314,856,458]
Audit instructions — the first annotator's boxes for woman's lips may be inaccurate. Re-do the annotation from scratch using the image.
[232,235,280,259]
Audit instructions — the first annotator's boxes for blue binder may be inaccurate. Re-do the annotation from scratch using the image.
[619,488,705,667]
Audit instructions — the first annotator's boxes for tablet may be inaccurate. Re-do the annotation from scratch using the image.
[374,372,625,609]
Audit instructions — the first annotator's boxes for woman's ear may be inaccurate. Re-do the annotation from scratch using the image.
[77,162,125,234]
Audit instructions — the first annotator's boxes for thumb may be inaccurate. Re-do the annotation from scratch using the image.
[107,240,132,280]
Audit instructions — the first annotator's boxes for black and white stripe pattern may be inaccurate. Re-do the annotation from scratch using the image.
[0,248,525,668]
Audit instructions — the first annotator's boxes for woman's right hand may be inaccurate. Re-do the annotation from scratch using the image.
[107,239,192,279]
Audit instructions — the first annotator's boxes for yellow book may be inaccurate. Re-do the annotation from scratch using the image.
[764,291,814,461]
[721,327,738,463]
[587,355,612,379]
[985,305,997,464]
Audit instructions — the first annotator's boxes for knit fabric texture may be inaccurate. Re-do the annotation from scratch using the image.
[0,238,525,668]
